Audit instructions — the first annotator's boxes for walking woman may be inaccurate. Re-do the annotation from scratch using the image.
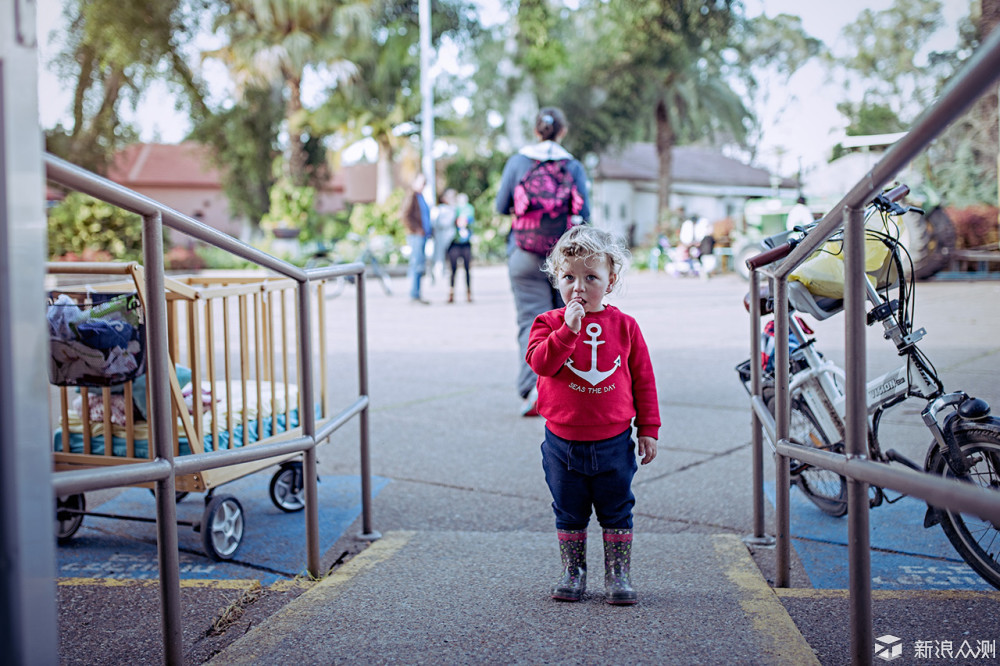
[495,107,591,416]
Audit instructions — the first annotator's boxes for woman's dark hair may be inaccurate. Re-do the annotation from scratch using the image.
[535,107,567,141]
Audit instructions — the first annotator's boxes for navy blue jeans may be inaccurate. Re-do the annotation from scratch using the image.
[541,427,637,531]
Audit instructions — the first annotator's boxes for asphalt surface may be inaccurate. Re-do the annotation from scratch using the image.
[56,264,1000,665]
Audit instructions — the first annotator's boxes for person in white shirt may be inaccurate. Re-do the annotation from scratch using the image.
[786,196,815,231]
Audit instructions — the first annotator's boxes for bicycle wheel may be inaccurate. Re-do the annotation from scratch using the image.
[930,417,1000,590]
[366,256,393,296]
[764,388,849,517]
[305,254,347,299]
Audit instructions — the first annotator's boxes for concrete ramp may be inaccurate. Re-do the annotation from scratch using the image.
[209,531,817,665]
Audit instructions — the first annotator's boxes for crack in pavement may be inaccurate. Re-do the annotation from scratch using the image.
[636,442,750,485]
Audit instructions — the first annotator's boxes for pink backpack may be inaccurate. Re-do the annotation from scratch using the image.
[511,159,584,255]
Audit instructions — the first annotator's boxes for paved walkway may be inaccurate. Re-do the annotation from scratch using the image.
[208,532,816,665]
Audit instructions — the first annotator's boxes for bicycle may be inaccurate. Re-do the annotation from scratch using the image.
[305,232,394,298]
[736,184,1000,590]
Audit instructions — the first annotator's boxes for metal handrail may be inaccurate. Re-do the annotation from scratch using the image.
[746,27,1000,666]
[44,153,377,665]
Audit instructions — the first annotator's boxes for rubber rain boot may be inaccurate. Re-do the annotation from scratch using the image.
[551,529,587,601]
[603,528,637,605]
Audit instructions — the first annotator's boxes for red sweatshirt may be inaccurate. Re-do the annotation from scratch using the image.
[526,305,660,441]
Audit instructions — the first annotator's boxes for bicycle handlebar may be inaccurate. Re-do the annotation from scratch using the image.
[745,183,913,272]
[883,184,910,203]
[745,239,799,271]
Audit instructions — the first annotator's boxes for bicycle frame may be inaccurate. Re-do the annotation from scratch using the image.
[779,247,960,471]
[742,187,995,489]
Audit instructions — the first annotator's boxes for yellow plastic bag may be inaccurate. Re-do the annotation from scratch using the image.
[789,217,897,299]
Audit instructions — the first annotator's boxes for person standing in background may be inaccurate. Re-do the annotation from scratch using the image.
[402,173,432,305]
[786,195,814,231]
[432,189,458,285]
[447,192,474,303]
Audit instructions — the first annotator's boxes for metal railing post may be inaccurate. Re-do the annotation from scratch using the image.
[142,211,183,665]
[844,206,873,665]
[773,275,792,587]
[745,269,773,545]
[297,281,321,577]
[0,6,61,660]
[356,275,380,540]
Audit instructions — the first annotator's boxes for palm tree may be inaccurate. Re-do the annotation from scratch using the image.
[651,63,750,230]
[206,0,374,186]
[309,0,476,202]
[590,0,749,232]
[309,15,420,203]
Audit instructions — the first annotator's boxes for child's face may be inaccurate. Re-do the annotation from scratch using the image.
[557,254,616,313]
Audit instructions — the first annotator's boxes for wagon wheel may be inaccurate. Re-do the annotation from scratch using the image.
[56,493,86,543]
[269,461,305,513]
[200,494,244,561]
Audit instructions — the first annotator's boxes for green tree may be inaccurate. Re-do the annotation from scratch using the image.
[920,0,1000,206]
[189,85,285,225]
[44,0,208,173]
[836,0,997,206]
[592,0,750,230]
[48,192,146,261]
[838,0,946,119]
[206,0,375,187]
[309,0,477,201]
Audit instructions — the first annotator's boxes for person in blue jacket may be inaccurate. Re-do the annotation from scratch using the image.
[402,172,432,304]
[495,107,591,416]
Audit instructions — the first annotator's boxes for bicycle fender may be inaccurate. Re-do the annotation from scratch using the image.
[920,418,961,529]
[923,503,944,528]
[940,412,971,477]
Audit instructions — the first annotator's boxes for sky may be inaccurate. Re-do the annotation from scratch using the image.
[34,0,969,177]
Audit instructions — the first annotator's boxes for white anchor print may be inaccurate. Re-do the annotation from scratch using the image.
[566,323,621,386]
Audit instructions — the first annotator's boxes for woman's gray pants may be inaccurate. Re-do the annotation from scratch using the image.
[508,245,564,398]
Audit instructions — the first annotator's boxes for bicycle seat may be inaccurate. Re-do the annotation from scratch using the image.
[788,281,843,320]
[743,281,843,320]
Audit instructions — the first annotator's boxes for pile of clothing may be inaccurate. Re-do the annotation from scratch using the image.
[48,292,146,387]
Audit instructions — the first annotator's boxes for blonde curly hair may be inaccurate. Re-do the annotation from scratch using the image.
[542,225,630,292]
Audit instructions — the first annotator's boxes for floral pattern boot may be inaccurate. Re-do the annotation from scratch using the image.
[551,529,587,601]
[603,528,637,605]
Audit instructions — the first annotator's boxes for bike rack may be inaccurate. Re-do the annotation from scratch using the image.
[745,28,1000,666]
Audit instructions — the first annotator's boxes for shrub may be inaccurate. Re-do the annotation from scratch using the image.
[348,189,408,260]
[48,192,147,261]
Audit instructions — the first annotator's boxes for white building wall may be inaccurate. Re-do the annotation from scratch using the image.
[593,178,796,245]
[633,192,658,244]
[592,180,659,246]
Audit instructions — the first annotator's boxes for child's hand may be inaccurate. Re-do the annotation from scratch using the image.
[637,436,657,465]
[564,299,585,333]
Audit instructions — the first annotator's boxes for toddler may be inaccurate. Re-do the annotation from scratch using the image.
[526,225,660,605]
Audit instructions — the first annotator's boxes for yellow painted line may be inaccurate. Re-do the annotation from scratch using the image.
[775,588,1000,601]
[207,531,415,665]
[268,578,318,593]
[58,577,318,592]
[714,535,821,666]
[58,577,260,590]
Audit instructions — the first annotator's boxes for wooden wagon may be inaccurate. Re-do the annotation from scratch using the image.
[50,262,337,560]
